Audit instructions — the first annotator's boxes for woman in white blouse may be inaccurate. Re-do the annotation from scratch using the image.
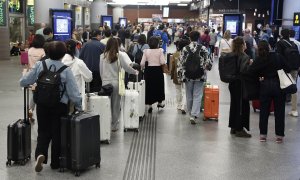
[218,30,233,57]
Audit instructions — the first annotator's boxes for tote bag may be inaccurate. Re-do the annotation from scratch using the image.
[118,56,126,96]
[277,69,297,94]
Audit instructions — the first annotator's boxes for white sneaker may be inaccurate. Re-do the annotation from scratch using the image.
[190,117,196,125]
[288,111,298,117]
[35,155,45,172]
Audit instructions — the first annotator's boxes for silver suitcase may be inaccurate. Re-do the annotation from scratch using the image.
[128,80,145,120]
[123,89,139,132]
[85,93,112,144]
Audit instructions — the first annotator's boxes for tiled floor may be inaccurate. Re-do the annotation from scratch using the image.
[0,47,300,179]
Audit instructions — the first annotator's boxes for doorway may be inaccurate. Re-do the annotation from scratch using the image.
[9,16,25,44]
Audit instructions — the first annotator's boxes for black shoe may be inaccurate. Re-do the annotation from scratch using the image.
[235,130,252,138]
[35,155,45,172]
[181,110,186,114]
[157,104,165,109]
[148,107,153,113]
[230,129,236,134]
[50,164,60,170]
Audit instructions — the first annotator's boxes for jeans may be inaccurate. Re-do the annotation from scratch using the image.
[175,83,186,110]
[185,80,204,117]
[259,78,286,137]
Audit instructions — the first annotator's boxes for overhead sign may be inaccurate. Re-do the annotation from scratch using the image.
[294,12,300,26]
[0,0,6,26]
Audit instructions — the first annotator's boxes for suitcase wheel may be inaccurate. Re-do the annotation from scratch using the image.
[95,163,100,168]
[124,128,128,132]
[6,160,11,166]
[135,129,139,133]
[105,140,111,144]
[20,160,26,166]
[75,171,81,177]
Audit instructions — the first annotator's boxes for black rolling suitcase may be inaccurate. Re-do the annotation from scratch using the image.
[6,87,31,166]
[60,112,101,177]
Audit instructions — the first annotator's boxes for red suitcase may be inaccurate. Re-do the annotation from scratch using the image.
[252,100,274,112]
[20,51,28,65]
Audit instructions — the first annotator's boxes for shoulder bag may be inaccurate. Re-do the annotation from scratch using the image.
[117,54,126,96]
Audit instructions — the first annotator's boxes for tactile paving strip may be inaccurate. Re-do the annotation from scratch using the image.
[123,113,157,180]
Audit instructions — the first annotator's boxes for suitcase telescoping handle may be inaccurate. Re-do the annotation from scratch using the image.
[23,87,29,123]
[86,82,90,98]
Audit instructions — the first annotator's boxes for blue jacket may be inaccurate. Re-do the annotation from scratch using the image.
[161,32,169,53]
[20,59,82,110]
[79,38,106,72]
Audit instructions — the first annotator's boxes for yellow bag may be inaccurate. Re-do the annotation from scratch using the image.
[118,57,125,96]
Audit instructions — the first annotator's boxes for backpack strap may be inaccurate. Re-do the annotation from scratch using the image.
[42,60,47,71]
[283,39,293,47]
[56,65,68,74]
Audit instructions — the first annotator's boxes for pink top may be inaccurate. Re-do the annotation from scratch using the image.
[28,47,45,69]
[140,48,166,68]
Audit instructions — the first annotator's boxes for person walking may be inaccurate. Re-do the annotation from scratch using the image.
[100,38,138,132]
[171,39,190,114]
[228,36,252,137]
[178,31,212,124]
[20,41,82,172]
[243,29,257,60]
[140,36,167,113]
[209,29,217,59]
[247,40,287,143]
[79,30,106,92]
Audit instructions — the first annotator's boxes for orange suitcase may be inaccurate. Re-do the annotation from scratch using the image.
[203,85,219,121]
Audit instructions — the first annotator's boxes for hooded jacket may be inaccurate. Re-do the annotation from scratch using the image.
[62,54,93,94]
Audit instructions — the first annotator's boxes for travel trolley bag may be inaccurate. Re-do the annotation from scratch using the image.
[60,112,101,177]
[123,88,140,132]
[252,100,274,112]
[7,87,31,166]
[203,85,219,121]
[20,51,29,65]
[85,92,112,144]
[128,79,145,120]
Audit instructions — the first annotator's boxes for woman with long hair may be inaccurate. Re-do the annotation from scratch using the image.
[248,40,287,143]
[140,36,166,113]
[219,30,233,57]
[100,38,138,131]
[228,36,252,137]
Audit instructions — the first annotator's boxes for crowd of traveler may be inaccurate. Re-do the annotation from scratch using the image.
[18,21,300,172]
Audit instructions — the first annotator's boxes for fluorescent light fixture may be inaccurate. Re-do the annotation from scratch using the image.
[177,3,188,6]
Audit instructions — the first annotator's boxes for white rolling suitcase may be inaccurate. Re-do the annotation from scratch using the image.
[123,89,139,132]
[128,80,145,120]
[85,84,112,144]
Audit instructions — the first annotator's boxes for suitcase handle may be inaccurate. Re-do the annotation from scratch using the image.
[23,87,29,123]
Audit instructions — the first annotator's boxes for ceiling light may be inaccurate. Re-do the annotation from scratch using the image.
[177,3,188,6]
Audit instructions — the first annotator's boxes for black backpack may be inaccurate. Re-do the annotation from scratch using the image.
[134,44,144,64]
[184,46,204,80]
[283,40,300,70]
[33,61,68,107]
[219,52,239,83]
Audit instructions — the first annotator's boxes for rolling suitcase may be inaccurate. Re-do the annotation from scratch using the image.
[123,89,139,132]
[60,112,100,177]
[128,80,145,120]
[203,85,219,121]
[85,93,112,144]
[6,87,31,166]
[20,51,28,65]
[252,100,274,112]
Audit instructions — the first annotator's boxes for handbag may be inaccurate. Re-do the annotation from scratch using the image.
[277,69,297,94]
[98,84,113,96]
[161,64,169,74]
[117,55,126,96]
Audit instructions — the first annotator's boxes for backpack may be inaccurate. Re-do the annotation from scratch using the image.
[184,46,204,80]
[218,52,239,83]
[283,40,300,70]
[134,44,144,64]
[33,61,68,107]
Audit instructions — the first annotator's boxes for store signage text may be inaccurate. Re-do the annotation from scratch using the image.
[27,5,34,26]
[294,12,300,26]
[0,0,6,26]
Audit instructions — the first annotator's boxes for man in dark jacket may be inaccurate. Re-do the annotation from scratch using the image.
[79,30,106,92]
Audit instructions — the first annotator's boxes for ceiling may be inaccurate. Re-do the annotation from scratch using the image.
[105,0,194,6]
